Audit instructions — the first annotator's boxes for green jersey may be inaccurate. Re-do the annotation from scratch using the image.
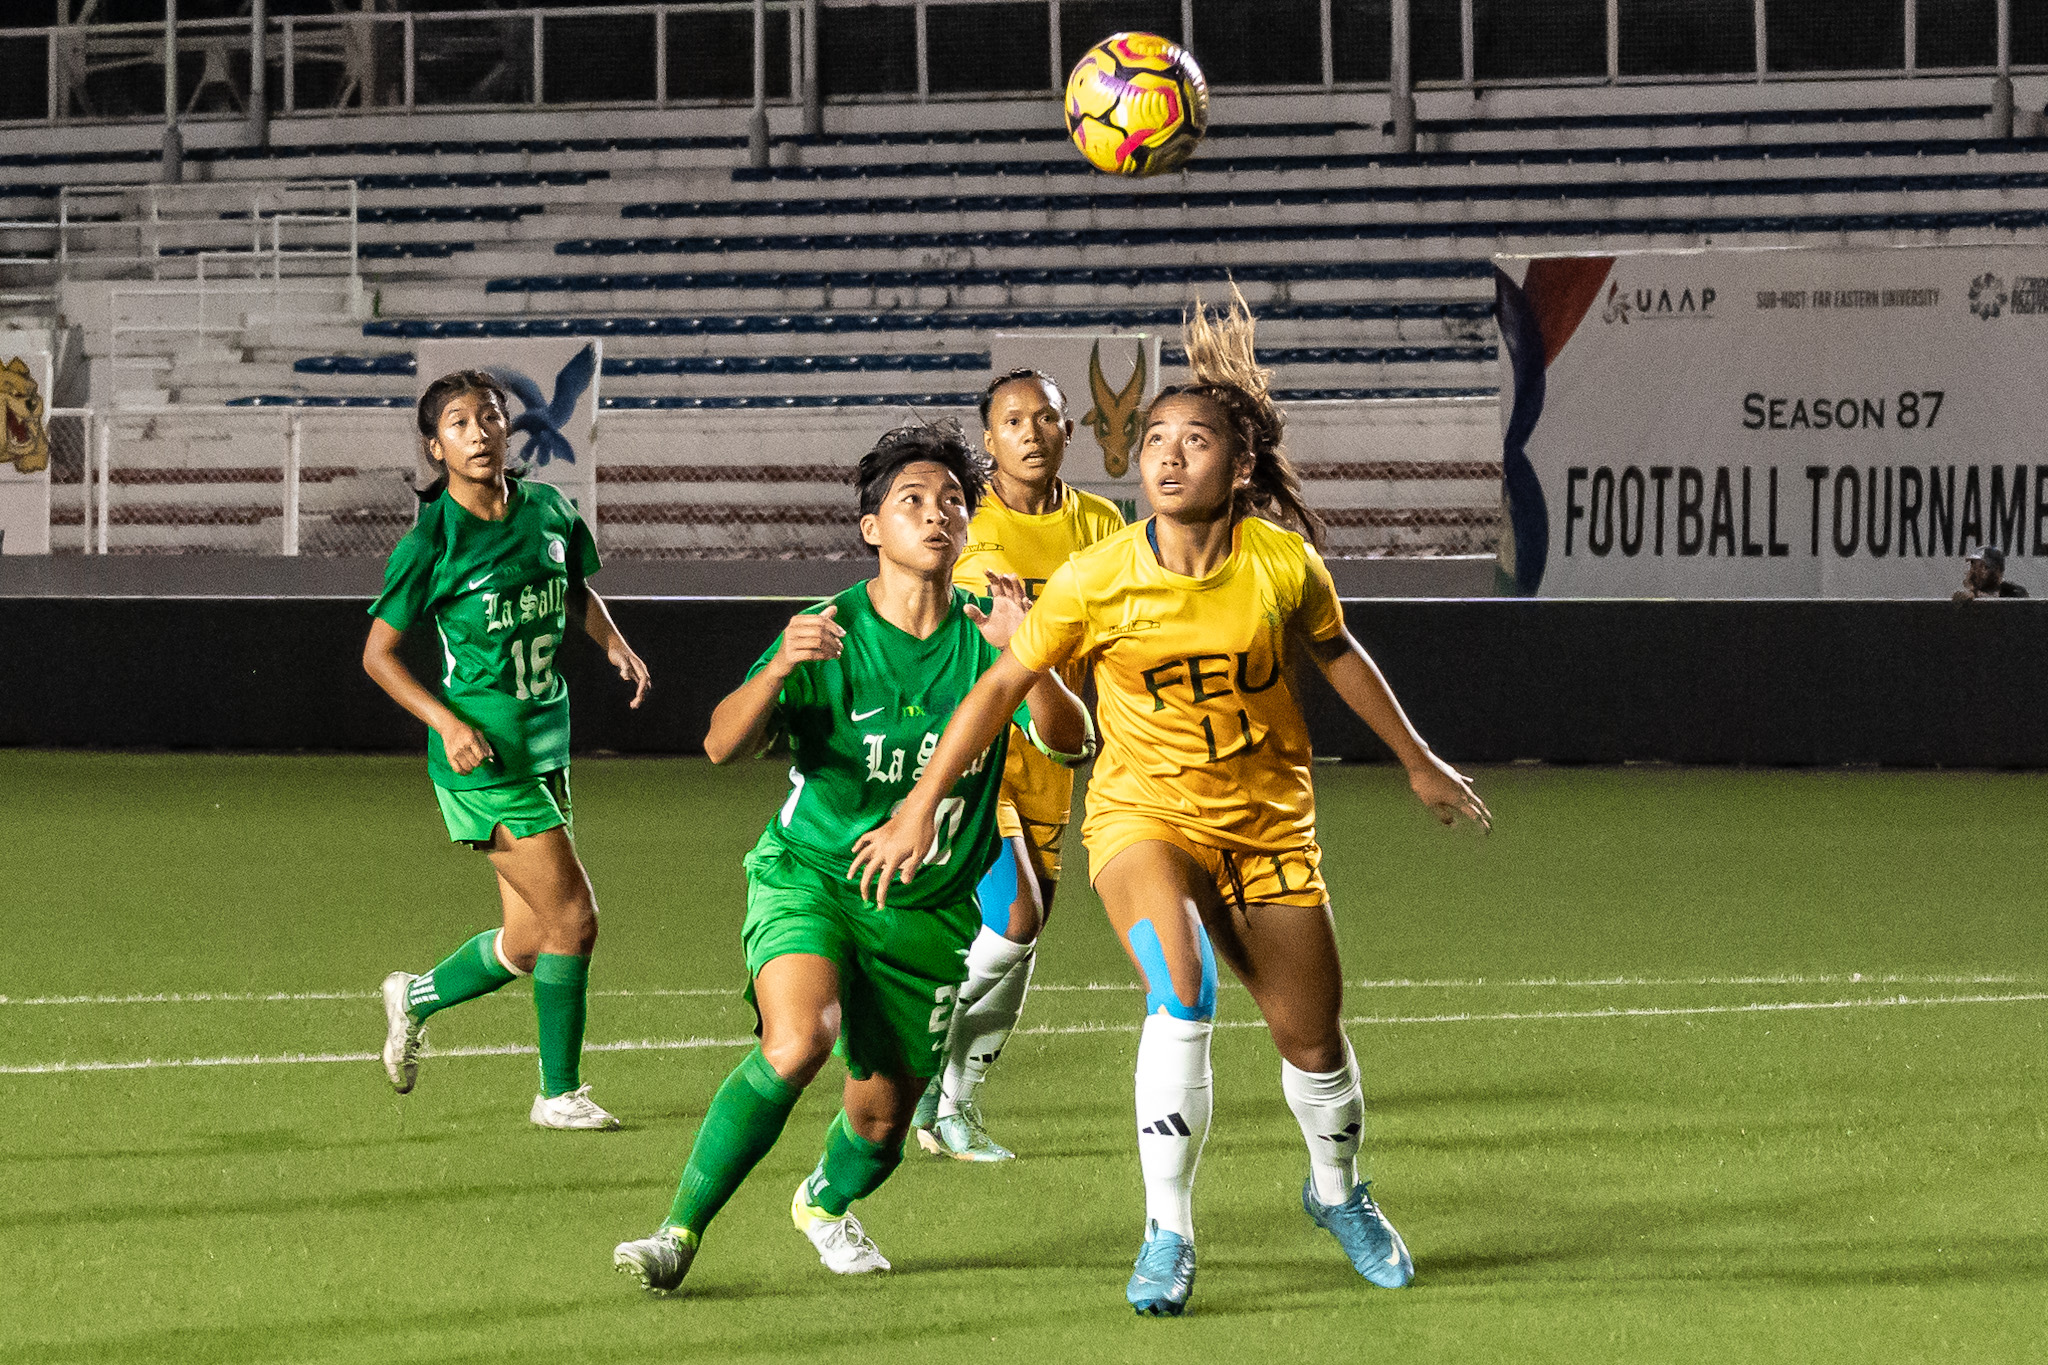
[370,478,600,790]
[748,580,1031,912]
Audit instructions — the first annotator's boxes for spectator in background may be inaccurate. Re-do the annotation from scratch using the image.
[1953,545,2028,600]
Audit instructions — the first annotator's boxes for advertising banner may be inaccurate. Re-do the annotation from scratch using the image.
[416,339,599,517]
[1495,245,2048,598]
[989,332,1161,518]
[0,350,52,555]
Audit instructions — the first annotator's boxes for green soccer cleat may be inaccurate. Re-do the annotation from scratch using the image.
[925,1102,1016,1162]
[1126,1221,1196,1316]
[1302,1178,1414,1288]
[614,1226,697,1295]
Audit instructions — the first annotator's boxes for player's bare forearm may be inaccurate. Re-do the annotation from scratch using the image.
[1312,631,1492,829]
[704,669,785,765]
[581,586,652,708]
[579,585,624,651]
[363,619,462,735]
[1022,662,1090,758]
[909,656,1041,817]
[847,656,1041,905]
[1311,633,1432,771]
[364,618,495,774]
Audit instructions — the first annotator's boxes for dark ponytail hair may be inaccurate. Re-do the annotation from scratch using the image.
[977,367,1067,428]
[1148,282,1325,550]
[413,369,512,504]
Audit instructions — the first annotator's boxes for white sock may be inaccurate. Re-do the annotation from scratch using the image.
[937,928,1034,1118]
[1133,1013,1213,1241]
[1282,1038,1364,1206]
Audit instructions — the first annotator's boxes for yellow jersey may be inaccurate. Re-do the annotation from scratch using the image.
[953,484,1128,604]
[1007,516,1347,853]
[953,484,1126,842]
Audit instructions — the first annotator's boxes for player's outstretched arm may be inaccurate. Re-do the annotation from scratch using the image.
[703,604,844,765]
[1310,630,1492,830]
[362,617,495,775]
[962,573,1091,758]
[579,586,651,709]
[849,652,1043,907]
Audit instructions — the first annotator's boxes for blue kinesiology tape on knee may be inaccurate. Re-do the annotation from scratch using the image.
[1125,919,1218,1021]
[975,839,1021,938]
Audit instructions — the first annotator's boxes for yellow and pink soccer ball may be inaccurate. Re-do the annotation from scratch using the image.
[1063,32,1209,177]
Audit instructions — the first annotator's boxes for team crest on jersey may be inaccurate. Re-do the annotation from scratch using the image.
[545,536,566,565]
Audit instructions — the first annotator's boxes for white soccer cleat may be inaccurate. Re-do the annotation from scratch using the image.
[791,1182,891,1274]
[614,1226,697,1295]
[380,971,425,1094]
[530,1083,621,1130]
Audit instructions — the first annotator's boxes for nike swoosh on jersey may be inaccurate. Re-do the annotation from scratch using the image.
[850,706,886,722]
[467,574,493,590]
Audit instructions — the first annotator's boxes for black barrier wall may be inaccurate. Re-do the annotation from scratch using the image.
[3,598,2044,766]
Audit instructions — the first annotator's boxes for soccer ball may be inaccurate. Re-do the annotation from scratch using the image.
[1063,32,1209,177]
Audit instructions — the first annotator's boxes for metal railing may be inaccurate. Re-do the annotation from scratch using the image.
[0,179,358,285]
[1,2,2039,132]
[61,399,1499,560]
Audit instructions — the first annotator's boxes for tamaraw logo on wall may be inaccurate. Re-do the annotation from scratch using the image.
[1496,244,2048,598]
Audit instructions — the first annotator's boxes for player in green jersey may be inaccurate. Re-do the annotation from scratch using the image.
[612,421,1094,1295]
[364,369,651,1130]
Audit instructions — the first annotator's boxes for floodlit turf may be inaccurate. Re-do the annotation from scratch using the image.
[4,752,2045,1363]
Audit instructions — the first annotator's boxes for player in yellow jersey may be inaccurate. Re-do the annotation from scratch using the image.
[851,287,1489,1315]
[912,368,1126,1162]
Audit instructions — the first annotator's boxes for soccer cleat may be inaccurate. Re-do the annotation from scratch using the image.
[613,1226,696,1295]
[1126,1221,1196,1316]
[928,1103,1016,1163]
[791,1182,891,1274]
[530,1083,621,1130]
[380,971,425,1094]
[911,1075,943,1154]
[1303,1178,1414,1288]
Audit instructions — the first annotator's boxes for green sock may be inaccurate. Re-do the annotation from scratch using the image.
[664,1048,803,1236]
[802,1109,903,1217]
[406,930,517,1022]
[532,953,590,1099]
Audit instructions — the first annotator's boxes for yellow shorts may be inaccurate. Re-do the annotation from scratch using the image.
[995,740,1075,882]
[1085,811,1328,909]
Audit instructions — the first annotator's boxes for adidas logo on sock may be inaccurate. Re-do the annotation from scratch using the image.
[1139,1112,1192,1137]
[1318,1121,1362,1143]
[406,974,439,1009]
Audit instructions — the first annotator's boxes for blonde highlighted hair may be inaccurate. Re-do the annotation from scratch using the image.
[1153,281,1325,548]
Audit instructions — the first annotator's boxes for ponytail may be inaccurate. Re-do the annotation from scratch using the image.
[1154,281,1325,550]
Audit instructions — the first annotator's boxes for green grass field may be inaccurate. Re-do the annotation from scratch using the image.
[5,752,2045,1363]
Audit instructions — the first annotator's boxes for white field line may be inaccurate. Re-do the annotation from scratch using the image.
[0,973,2026,1008]
[4,991,2044,1077]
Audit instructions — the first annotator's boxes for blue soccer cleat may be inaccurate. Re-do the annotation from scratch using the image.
[1303,1178,1414,1288]
[1126,1221,1196,1316]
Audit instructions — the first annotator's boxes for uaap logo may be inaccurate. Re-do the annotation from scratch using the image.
[1603,281,1715,323]
[546,536,566,565]
[1969,272,2008,320]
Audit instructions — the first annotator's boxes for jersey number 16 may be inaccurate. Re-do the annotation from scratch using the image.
[509,633,557,700]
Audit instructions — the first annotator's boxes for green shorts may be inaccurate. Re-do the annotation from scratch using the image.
[740,837,978,1082]
[433,769,573,850]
